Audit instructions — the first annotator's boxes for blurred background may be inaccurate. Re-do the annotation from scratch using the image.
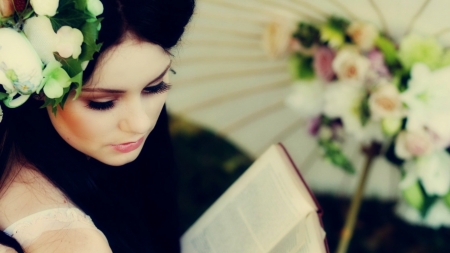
[167,0,450,252]
[170,116,450,253]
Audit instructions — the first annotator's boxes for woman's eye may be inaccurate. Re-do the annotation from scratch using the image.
[86,100,115,111]
[143,81,171,94]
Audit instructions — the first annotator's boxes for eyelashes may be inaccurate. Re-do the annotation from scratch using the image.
[87,100,115,111]
[142,81,171,94]
[86,81,171,111]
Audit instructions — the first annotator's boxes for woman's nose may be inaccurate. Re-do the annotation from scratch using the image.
[119,99,152,134]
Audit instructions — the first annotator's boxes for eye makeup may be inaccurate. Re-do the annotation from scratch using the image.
[85,81,171,111]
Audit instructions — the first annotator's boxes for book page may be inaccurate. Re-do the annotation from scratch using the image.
[181,145,324,253]
[268,213,326,253]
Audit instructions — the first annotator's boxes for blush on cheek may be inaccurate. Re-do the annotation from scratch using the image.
[53,105,91,140]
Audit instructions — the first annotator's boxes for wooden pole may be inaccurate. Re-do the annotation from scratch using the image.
[335,143,381,253]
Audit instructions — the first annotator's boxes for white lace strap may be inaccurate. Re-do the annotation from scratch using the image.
[3,207,100,248]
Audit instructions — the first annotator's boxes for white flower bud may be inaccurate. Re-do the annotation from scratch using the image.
[55,26,84,59]
[87,0,104,17]
[30,0,59,17]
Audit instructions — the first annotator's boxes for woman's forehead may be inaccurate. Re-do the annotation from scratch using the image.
[84,38,171,89]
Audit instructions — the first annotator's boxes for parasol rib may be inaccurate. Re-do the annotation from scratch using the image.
[220,100,286,134]
[191,25,261,41]
[298,146,321,175]
[174,64,287,87]
[368,0,391,37]
[292,0,330,19]
[257,118,306,155]
[326,0,358,20]
[176,78,291,114]
[259,0,323,23]
[404,0,432,36]
[174,55,269,65]
[185,39,261,49]
[198,10,267,25]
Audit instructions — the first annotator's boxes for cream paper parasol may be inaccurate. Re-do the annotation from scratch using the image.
[167,0,450,200]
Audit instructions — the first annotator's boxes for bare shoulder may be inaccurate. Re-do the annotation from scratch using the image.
[0,245,18,253]
[0,166,72,230]
[25,228,112,253]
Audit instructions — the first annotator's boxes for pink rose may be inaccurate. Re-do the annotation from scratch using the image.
[395,130,434,159]
[368,50,390,77]
[0,0,14,17]
[313,47,336,82]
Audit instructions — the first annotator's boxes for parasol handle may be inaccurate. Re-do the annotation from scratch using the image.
[335,142,381,253]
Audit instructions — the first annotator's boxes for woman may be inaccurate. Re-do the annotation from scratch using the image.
[0,0,194,252]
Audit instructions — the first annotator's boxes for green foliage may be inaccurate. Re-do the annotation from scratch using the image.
[50,9,90,31]
[289,53,315,80]
[82,18,102,46]
[402,181,425,210]
[444,191,450,208]
[327,16,350,33]
[360,94,371,126]
[319,139,355,174]
[0,92,8,101]
[74,0,88,10]
[375,36,398,67]
[71,72,83,99]
[292,23,320,48]
[54,53,83,77]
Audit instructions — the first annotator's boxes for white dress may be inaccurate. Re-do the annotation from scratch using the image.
[3,207,108,249]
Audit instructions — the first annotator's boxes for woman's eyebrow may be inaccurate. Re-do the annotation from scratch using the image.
[82,61,172,93]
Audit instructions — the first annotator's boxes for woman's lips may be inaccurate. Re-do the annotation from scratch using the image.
[111,137,144,153]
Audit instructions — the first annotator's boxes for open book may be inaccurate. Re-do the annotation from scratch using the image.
[181,144,330,253]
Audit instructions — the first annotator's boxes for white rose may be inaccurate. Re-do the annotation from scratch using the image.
[401,63,450,147]
[0,28,42,107]
[396,200,450,229]
[87,0,104,17]
[400,151,450,196]
[30,0,59,17]
[332,48,370,82]
[346,21,378,51]
[55,26,84,59]
[323,81,384,143]
[262,19,295,59]
[395,129,434,159]
[323,81,365,132]
[369,82,404,120]
[285,80,324,118]
[23,16,57,64]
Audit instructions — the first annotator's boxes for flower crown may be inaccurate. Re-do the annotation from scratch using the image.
[0,0,103,117]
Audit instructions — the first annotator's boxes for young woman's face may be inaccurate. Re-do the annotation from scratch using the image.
[48,37,171,166]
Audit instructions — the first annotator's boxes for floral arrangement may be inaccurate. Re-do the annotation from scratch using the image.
[282,17,450,228]
[0,0,103,115]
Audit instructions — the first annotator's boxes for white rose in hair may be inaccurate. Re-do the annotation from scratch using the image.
[23,16,57,64]
[0,28,43,107]
[87,0,104,17]
[332,48,370,82]
[369,82,403,120]
[347,21,378,51]
[30,0,59,17]
[55,26,84,59]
